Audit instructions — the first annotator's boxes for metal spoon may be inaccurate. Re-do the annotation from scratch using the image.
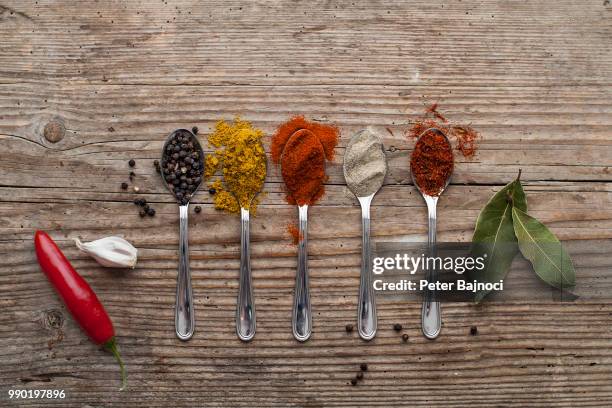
[281,129,325,342]
[160,129,204,341]
[234,156,267,342]
[343,129,387,341]
[411,127,452,340]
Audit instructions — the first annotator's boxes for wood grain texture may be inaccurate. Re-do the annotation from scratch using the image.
[1,0,611,406]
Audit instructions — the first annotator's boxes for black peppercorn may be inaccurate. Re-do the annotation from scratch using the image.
[147,207,156,216]
[393,323,403,332]
[194,205,202,213]
[192,126,198,134]
[360,363,368,372]
[470,326,478,336]
[121,182,128,190]
[128,159,135,167]
[345,324,353,333]
[139,209,146,217]
[350,378,357,386]
[356,372,364,380]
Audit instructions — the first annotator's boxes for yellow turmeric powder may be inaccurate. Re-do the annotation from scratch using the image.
[206,118,267,214]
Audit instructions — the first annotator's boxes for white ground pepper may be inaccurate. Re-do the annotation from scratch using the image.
[343,128,387,197]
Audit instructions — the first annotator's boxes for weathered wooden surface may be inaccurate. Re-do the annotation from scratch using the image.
[1,0,611,406]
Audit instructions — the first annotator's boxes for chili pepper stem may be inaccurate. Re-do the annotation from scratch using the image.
[104,338,127,391]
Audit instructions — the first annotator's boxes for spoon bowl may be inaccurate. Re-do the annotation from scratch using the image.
[160,129,205,203]
[410,127,453,198]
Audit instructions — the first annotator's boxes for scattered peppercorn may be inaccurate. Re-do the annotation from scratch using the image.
[360,363,368,372]
[194,205,202,213]
[470,326,478,336]
[345,324,354,333]
[402,333,409,342]
[129,171,135,181]
[356,372,364,380]
[153,160,160,173]
[208,188,216,195]
[350,378,357,386]
[121,182,128,190]
[192,126,198,134]
[147,207,156,216]
[393,323,403,332]
[139,209,146,217]
[128,159,135,167]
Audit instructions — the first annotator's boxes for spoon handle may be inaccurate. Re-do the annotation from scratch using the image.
[422,195,441,339]
[357,195,377,340]
[176,204,195,341]
[292,204,312,341]
[236,207,256,341]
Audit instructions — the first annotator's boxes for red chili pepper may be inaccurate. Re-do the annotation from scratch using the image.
[34,230,127,390]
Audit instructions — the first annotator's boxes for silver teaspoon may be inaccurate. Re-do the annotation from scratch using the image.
[281,129,325,342]
[410,127,453,340]
[343,128,387,341]
[234,156,267,342]
[160,129,204,341]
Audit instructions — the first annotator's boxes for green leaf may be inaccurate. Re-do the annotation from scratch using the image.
[512,207,576,289]
[470,172,526,302]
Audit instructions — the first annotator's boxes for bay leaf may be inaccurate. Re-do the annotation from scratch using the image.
[512,207,576,289]
[470,173,526,302]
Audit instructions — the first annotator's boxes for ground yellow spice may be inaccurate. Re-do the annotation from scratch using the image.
[206,118,267,214]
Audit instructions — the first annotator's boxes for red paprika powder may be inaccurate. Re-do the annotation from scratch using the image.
[280,129,326,206]
[271,115,338,163]
[272,116,339,206]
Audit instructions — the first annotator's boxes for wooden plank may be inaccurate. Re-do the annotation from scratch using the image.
[1,0,611,406]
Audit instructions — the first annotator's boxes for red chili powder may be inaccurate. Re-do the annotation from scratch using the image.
[271,115,339,164]
[272,116,339,206]
[287,224,301,245]
[279,129,326,206]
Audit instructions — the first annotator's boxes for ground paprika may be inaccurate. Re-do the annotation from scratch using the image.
[271,116,339,206]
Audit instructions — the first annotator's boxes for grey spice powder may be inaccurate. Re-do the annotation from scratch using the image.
[343,128,387,197]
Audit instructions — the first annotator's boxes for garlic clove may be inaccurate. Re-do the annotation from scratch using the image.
[75,236,138,269]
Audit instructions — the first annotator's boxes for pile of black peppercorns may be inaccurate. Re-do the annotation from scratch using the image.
[161,129,203,205]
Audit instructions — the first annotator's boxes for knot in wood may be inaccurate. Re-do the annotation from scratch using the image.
[43,120,65,143]
[42,309,64,330]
